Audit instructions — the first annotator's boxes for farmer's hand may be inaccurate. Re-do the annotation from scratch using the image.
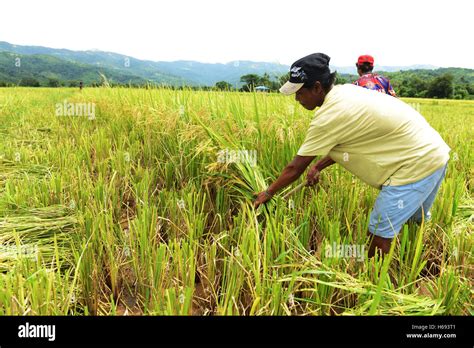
[254,190,273,209]
[306,165,321,186]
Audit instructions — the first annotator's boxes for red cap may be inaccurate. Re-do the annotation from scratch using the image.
[357,55,374,66]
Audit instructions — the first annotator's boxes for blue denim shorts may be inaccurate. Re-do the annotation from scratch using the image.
[369,163,448,238]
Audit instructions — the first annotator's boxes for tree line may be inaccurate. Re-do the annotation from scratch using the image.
[217,71,474,99]
[2,70,474,100]
[337,70,474,100]
[0,78,82,88]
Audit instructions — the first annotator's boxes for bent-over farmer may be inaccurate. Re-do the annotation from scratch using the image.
[253,53,450,257]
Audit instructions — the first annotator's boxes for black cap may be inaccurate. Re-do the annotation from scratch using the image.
[280,53,331,95]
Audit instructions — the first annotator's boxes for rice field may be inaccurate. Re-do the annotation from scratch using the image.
[0,87,472,316]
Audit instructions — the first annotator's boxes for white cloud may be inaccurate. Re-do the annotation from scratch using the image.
[1,0,473,68]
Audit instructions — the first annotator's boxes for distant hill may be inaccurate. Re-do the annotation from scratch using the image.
[151,60,289,86]
[0,41,473,91]
[0,51,149,85]
[0,42,187,85]
[0,41,444,87]
[334,64,438,75]
[0,41,288,86]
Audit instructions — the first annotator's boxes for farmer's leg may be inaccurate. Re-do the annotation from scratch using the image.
[368,163,448,257]
[367,232,392,257]
[368,180,433,256]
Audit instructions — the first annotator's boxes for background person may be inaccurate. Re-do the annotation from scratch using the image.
[354,55,397,97]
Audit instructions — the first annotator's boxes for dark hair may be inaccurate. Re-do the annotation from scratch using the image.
[357,62,373,74]
[303,71,336,92]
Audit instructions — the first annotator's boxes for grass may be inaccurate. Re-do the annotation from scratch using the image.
[0,87,472,315]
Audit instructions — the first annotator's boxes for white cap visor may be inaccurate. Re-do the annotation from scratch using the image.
[279,81,304,95]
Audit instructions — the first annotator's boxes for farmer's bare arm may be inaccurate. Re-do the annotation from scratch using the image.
[266,155,316,195]
[314,155,335,171]
[306,155,335,186]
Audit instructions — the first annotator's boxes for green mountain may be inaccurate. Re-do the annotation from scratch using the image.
[0,51,150,85]
[0,41,288,86]
[0,42,190,86]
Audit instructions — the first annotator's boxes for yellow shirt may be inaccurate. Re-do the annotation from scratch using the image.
[297,84,450,189]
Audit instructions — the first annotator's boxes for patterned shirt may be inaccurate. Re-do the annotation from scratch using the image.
[354,73,397,97]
